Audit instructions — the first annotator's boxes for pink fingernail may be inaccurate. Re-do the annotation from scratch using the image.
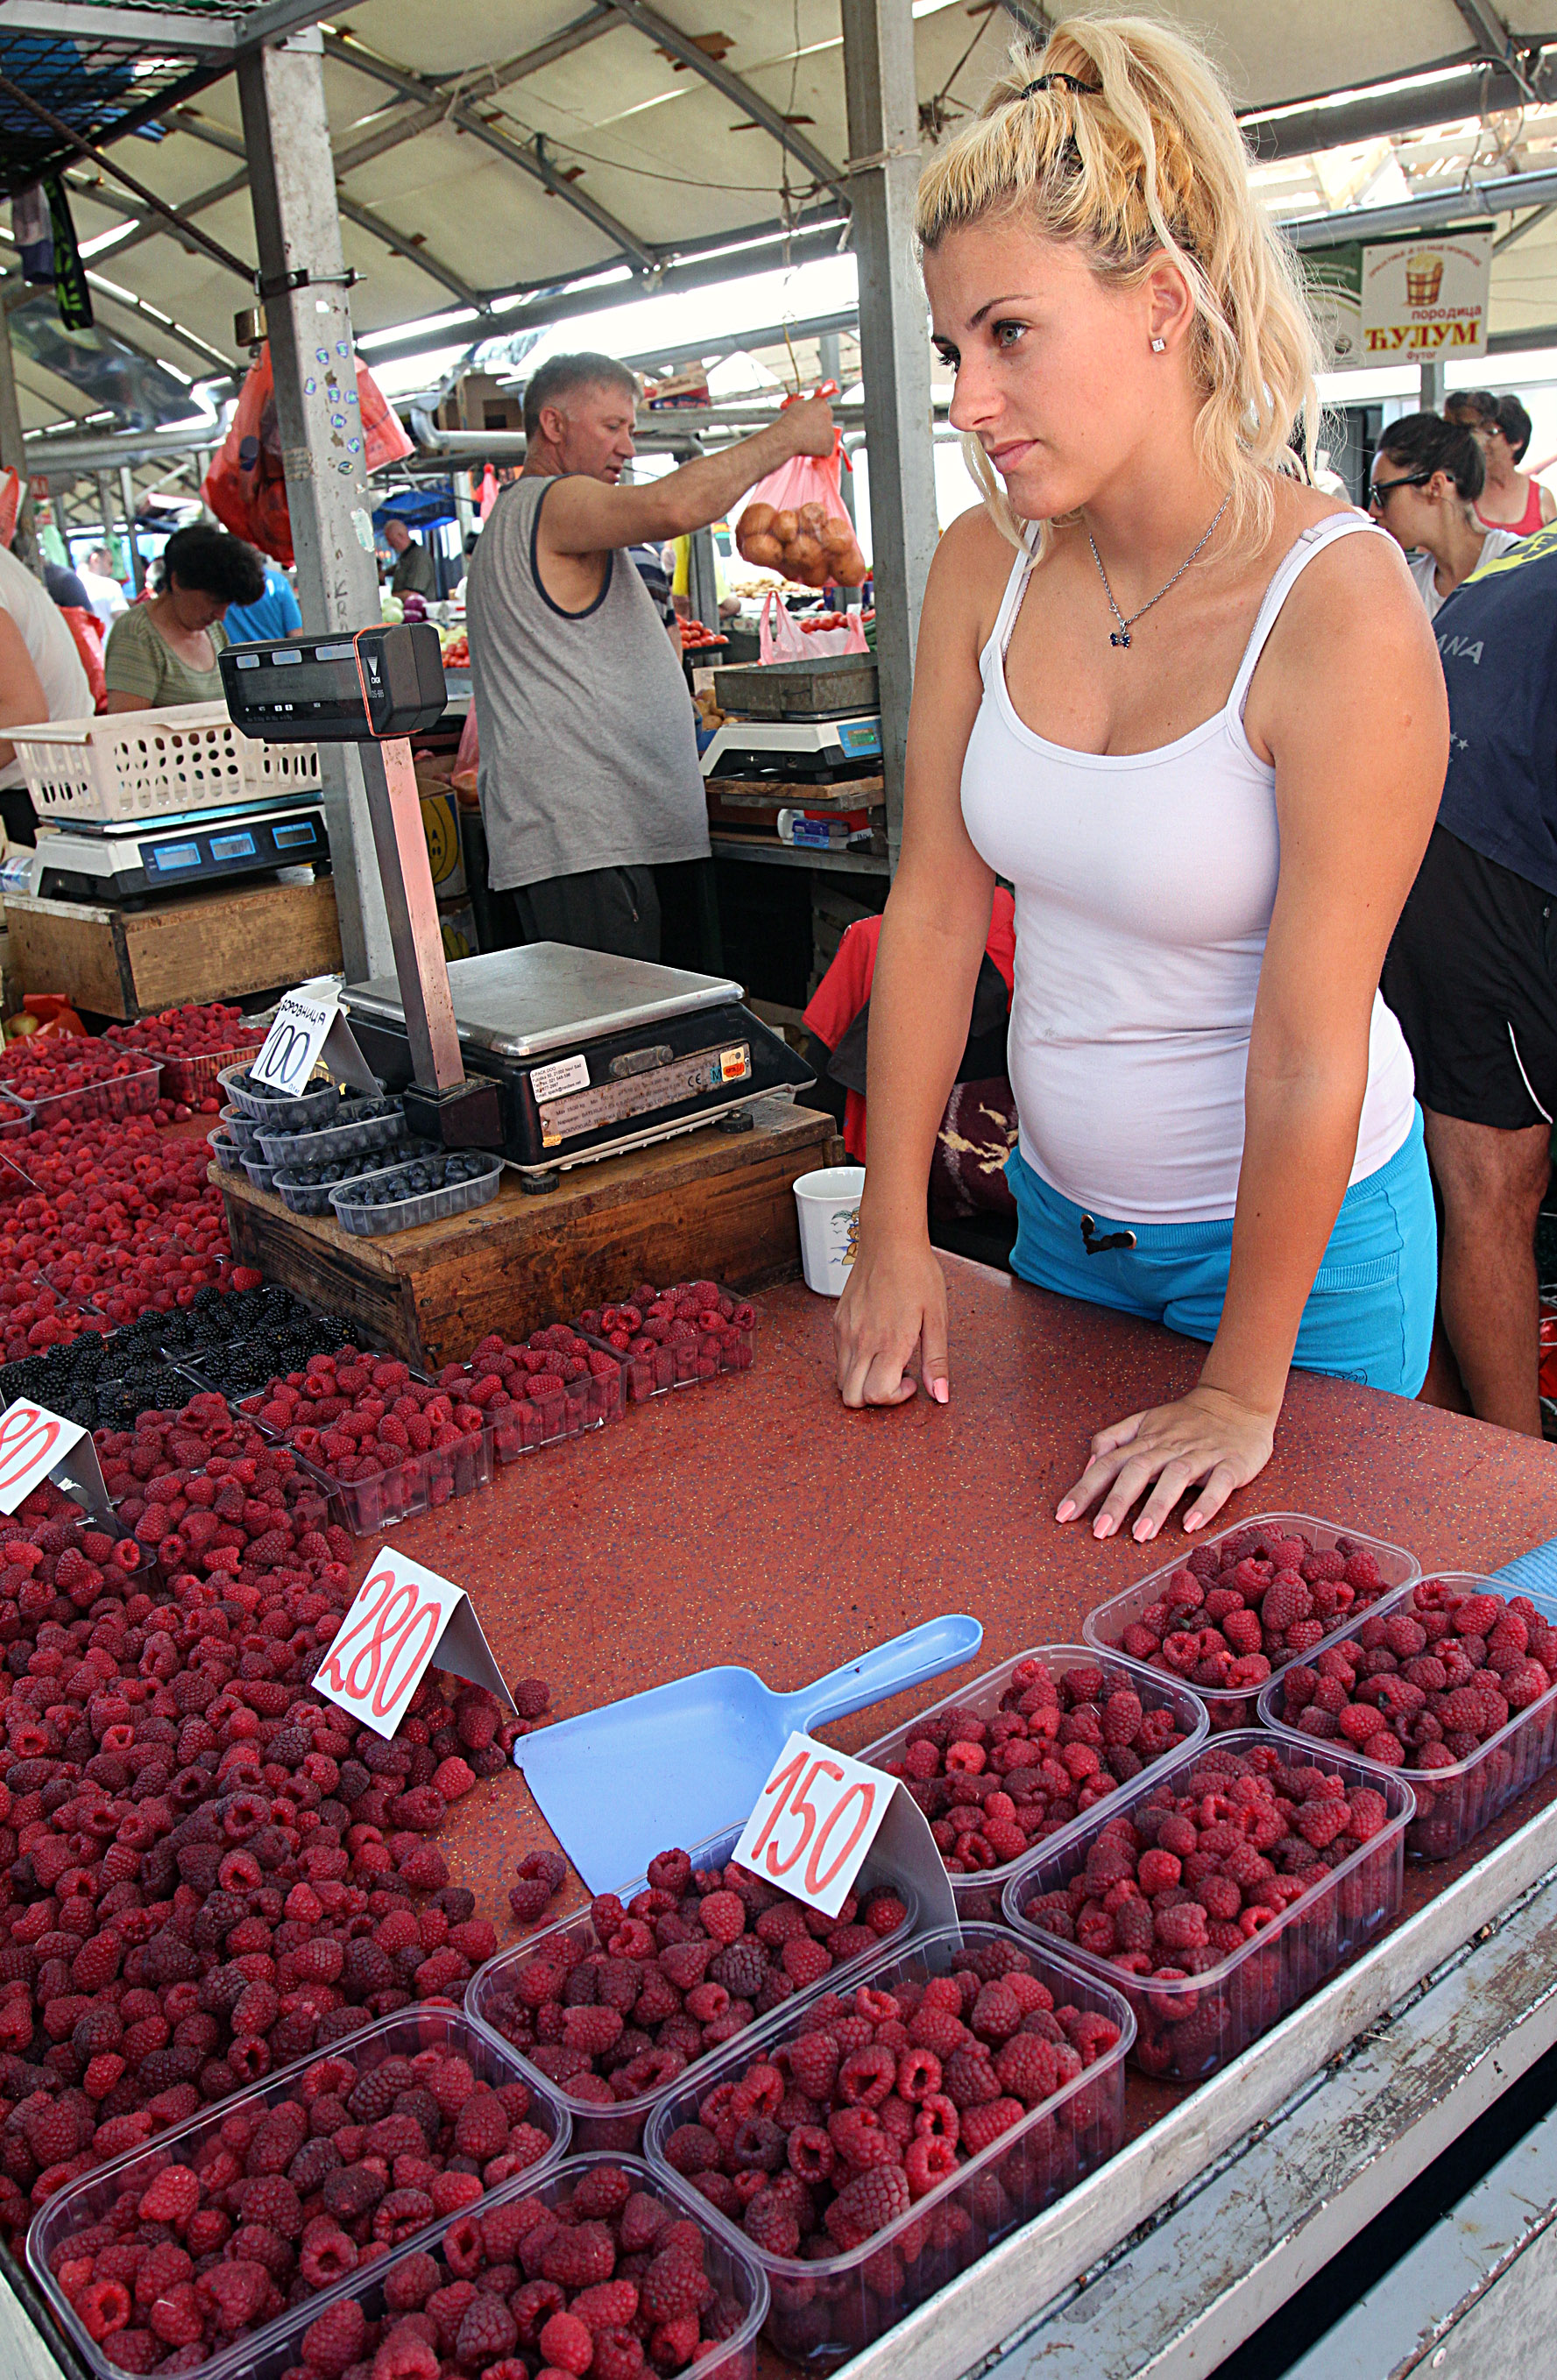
[930,1379,949,1405]
[1056,1500,1075,1522]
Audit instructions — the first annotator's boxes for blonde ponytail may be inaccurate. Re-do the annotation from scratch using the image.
[916,15,1320,563]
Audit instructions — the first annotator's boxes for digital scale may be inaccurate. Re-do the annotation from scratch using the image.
[699,711,881,782]
[30,797,329,903]
[343,944,812,1177]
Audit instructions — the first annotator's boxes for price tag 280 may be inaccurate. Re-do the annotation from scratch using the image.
[316,1549,515,1740]
[731,1730,897,1919]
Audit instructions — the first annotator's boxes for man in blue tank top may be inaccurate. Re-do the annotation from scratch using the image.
[1383,526,1557,1436]
[468,352,835,962]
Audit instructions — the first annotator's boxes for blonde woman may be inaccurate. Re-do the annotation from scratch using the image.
[835,18,1447,1543]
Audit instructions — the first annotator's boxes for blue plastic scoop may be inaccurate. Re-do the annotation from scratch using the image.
[515,1613,983,1892]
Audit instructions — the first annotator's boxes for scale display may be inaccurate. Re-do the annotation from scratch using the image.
[221,622,447,741]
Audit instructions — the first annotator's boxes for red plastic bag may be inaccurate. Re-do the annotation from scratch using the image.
[735,403,867,588]
[57,605,106,710]
[204,343,413,567]
[0,468,19,550]
[450,703,479,802]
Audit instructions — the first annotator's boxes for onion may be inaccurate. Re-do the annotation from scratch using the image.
[743,532,784,567]
[771,509,798,545]
[738,501,775,540]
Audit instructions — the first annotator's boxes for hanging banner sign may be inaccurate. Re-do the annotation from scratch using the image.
[316,1549,515,1741]
[1304,227,1494,370]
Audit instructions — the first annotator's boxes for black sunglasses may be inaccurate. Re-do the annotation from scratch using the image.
[1368,469,1433,508]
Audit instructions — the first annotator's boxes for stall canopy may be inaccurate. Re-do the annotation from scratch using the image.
[5,0,1557,446]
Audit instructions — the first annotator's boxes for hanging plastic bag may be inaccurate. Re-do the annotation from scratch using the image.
[0,468,19,550]
[758,590,808,663]
[793,611,869,658]
[450,703,480,803]
[206,343,414,566]
[478,466,499,521]
[735,391,867,589]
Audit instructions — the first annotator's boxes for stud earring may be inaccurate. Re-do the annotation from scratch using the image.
[1150,337,1166,352]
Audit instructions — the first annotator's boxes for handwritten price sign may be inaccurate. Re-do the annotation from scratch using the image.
[0,1400,87,1515]
[316,1550,514,1740]
[251,983,342,1093]
[731,1731,896,1918]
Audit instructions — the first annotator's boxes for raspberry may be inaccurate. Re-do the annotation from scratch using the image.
[744,2186,800,2255]
[591,2328,646,2380]
[569,2281,640,2334]
[823,2165,910,2249]
[453,2093,509,2159]
[302,2298,367,2377]
[138,2165,200,2227]
[539,2313,595,2376]
[697,1891,746,1946]
[960,2096,1024,2153]
[639,2248,713,2324]
[540,2221,617,2289]
[195,2261,269,2330]
[994,2034,1062,2106]
[455,2296,519,2364]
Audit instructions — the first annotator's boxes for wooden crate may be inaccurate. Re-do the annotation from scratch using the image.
[218,1099,843,1369]
[6,879,342,1021]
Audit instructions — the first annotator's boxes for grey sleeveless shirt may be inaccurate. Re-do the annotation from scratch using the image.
[466,475,711,891]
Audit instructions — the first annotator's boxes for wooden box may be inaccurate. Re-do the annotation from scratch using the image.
[6,879,342,1021]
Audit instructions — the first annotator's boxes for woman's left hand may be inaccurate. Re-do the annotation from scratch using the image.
[1055,1383,1277,1542]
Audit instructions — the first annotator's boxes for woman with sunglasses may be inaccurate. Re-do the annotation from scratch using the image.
[1445,391,1556,536]
[833,15,1447,1543]
[1369,413,1525,619]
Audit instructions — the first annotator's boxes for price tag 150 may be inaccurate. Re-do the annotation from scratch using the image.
[731,1730,896,1919]
[0,1399,87,1515]
[316,1550,515,1740]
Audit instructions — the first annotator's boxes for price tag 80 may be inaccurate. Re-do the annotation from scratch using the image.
[0,1399,86,1515]
[731,1730,896,1918]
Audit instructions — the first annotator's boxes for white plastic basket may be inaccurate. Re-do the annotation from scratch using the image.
[11,703,321,826]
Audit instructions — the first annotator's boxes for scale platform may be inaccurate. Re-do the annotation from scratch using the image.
[343,944,813,1175]
[32,797,329,905]
[700,711,881,782]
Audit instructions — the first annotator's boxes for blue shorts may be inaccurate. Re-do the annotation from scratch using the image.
[1007,1105,1436,1396]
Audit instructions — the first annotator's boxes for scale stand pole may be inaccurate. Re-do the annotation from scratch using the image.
[356,739,501,1148]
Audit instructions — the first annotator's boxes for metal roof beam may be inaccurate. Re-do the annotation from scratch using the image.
[618,304,859,375]
[322,28,662,273]
[1451,0,1541,96]
[1242,46,1557,163]
[602,0,851,207]
[170,107,492,316]
[1494,201,1557,251]
[329,7,619,179]
[1284,161,1557,247]
[0,1,356,53]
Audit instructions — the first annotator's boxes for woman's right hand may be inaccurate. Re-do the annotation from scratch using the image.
[835,1236,950,1408]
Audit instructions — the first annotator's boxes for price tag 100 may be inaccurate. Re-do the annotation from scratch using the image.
[251,981,342,1095]
[731,1731,896,1919]
[0,1399,86,1515]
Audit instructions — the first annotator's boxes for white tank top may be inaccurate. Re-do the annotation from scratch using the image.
[960,512,1418,1225]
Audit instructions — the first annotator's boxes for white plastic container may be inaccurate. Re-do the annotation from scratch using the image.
[11,702,320,825]
[794,1163,865,1295]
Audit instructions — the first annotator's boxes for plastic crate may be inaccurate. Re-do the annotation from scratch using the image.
[329,1150,502,1236]
[11,701,321,826]
[218,1063,341,1128]
[1002,1729,1413,2083]
[26,2006,570,2380]
[1257,1571,1557,1861]
[1082,1513,1421,1731]
[217,1103,262,1150]
[583,1282,755,1402]
[852,1644,1208,1921]
[441,1348,626,1461]
[465,1820,921,2156]
[0,1086,33,1140]
[195,2153,767,2380]
[292,1422,493,1535]
[255,1097,405,1168]
[160,1039,267,1103]
[0,1054,161,1133]
[241,1151,281,1193]
[271,1143,431,1217]
[208,1124,244,1173]
[644,1924,1131,2372]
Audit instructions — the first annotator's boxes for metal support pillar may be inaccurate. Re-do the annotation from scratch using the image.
[95,474,117,567]
[840,0,938,867]
[688,526,720,632]
[1421,357,1447,411]
[357,740,465,1091]
[119,468,144,593]
[0,305,39,579]
[237,25,399,991]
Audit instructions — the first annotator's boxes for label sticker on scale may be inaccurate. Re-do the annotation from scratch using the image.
[530,1053,590,1103]
[536,1042,752,1143]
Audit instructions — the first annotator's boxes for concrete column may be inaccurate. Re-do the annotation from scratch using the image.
[1421,358,1446,413]
[119,468,145,593]
[237,25,394,983]
[688,525,720,631]
[840,0,938,866]
[0,307,40,579]
[95,474,117,566]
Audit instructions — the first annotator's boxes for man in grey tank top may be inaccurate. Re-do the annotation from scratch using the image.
[467,350,835,960]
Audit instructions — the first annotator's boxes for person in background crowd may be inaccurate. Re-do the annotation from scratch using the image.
[0,539,90,844]
[79,546,127,628]
[1384,534,1557,1436]
[1369,413,1525,619]
[383,517,436,600]
[103,524,265,712]
[41,559,106,711]
[836,16,1447,1541]
[223,562,302,646]
[467,349,833,962]
[627,536,679,648]
[1445,390,1556,535]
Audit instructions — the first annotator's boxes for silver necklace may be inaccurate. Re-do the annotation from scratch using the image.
[1087,489,1233,648]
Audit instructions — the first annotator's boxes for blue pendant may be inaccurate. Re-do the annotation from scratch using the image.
[1111,629,1130,647]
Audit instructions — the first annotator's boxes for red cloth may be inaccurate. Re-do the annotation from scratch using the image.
[803,890,1016,1162]
[56,604,106,711]
[1476,478,1547,537]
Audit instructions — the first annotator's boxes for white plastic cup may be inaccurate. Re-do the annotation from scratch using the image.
[793,1165,866,1296]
